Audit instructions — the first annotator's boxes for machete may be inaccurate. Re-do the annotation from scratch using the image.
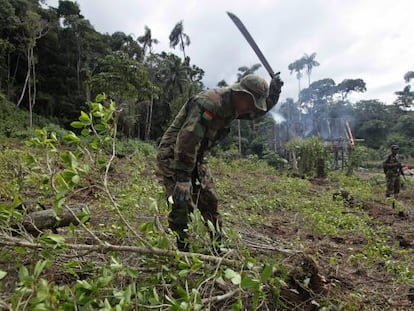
[226,11,279,78]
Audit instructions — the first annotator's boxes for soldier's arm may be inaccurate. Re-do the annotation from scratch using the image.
[174,101,207,181]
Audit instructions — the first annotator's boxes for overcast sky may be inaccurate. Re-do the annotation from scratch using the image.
[46,0,414,105]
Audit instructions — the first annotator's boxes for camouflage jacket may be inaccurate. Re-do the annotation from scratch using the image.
[157,88,236,180]
[383,154,403,177]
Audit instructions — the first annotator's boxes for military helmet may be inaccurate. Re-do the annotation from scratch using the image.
[391,144,400,151]
[231,74,269,111]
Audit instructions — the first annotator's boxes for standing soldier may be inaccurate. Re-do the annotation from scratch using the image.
[156,74,283,252]
[383,144,404,198]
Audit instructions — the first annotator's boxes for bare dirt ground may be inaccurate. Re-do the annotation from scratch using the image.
[243,177,414,310]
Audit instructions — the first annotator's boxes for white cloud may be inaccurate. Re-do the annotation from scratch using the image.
[45,0,414,104]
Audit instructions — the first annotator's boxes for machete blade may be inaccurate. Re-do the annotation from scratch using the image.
[227,11,278,78]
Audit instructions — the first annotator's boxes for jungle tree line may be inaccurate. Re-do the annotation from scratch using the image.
[0,0,202,139]
[273,54,414,157]
[1,0,414,158]
[221,52,414,159]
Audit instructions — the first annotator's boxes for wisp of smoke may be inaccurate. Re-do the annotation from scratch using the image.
[269,111,286,124]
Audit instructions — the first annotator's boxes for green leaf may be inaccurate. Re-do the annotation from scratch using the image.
[24,154,38,166]
[18,265,29,281]
[92,110,104,118]
[241,276,260,290]
[42,233,65,245]
[50,132,57,142]
[76,279,93,290]
[125,268,139,278]
[156,236,169,248]
[97,275,113,287]
[207,220,216,234]
[224,268,241,285]
[260,264,273,283]
[178,269,189,278]
[55,195,65,209]
[56,174,70,191]
[63,132,81,143]
[68,152,79,169]
[0,270,7,280]
[89,140,99,150]
[70,121,84,129]
[95,93,106,103]
[94,123,106,131]
[79,111,91,125]
[32,303,49,311]
[191,257,203,271]
[103,298,111,309]
[81,128,90,136]
[110,256,122,270]
[71,174,80,184]
[33,260,48,279]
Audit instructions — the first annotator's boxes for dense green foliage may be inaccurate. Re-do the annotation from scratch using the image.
[1,99,413,309]
[0,0,203,141]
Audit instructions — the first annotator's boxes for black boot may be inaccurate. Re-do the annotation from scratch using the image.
[176,237,189,252]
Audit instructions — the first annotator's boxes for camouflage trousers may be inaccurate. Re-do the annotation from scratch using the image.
[386,174,400,197]
[158,162,222,242]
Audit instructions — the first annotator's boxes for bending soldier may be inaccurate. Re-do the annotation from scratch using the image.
[156,74,283,252]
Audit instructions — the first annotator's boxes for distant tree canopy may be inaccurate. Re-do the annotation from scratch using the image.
[0,0,204,140]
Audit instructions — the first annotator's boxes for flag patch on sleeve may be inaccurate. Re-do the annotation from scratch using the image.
[201,110,214,121]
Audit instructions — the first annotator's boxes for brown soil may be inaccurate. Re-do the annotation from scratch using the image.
[238,176,414,310]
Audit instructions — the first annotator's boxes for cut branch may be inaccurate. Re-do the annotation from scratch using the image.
[201,288,240,304]
[0,236,239,267]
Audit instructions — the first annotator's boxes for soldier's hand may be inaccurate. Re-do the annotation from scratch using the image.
[173,181,193,203]
[269,74,284,96]
[265,74,284,112]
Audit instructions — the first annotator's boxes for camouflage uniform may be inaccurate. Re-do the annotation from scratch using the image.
[383,145,403,197]
[156,74,282,250]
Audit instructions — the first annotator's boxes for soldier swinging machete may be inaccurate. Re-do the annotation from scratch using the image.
[155,13,284,253]
[226,11,280,78]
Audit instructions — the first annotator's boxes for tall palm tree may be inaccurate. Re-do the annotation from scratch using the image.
[169,21,190,58]
[156,53,190,117]
[138,26,159,139]
[288,58,305,97]
[137,26,159,56]
[302,52,320,87]
[394,85,414,108]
